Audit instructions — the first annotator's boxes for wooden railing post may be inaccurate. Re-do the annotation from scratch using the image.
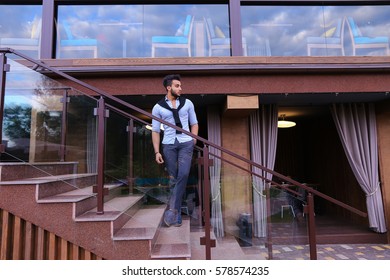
[0,53,9,154]
[59,89,69,161]
[265,183,273,259]
[306,192,317,260]
[199,145,216,259]
[195,150,203,228]
[127,118,134,194]
[94,97,109,214]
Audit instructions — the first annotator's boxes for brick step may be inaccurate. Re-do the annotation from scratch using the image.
[113,204,166,241]
[0,162,78,181]
[37,182,123,203]
[0,173,98,199]
[151,218,191,260]
[74,194,145,225]
[112,203,192,260]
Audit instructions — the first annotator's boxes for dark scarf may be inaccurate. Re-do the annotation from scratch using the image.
[158,97,186,134]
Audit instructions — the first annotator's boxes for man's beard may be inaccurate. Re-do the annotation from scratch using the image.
[171,88,180,99]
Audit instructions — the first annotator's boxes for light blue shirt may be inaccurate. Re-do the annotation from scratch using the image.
[152,96,198,144]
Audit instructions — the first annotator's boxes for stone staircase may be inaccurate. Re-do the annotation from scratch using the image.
[0,162,191,260]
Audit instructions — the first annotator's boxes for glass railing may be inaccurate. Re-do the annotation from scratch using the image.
[66,93,98,172]
[202,148,311,259]
[3,59,63,162]
[1,57,99,186]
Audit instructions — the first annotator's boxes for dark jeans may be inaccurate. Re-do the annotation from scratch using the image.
[162,139,194,223]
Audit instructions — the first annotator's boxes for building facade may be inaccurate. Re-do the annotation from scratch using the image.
[1,0,390,248]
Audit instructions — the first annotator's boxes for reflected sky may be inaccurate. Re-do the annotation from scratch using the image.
[241,5,390,56]
[57,4,229,57]
[5,59,68,112]
[0,5,41,38]
[1,4,389,58]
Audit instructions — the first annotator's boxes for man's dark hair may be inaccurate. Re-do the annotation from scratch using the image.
[163,74,181,89]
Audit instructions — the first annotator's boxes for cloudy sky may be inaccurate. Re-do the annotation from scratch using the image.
[1,4,389,57]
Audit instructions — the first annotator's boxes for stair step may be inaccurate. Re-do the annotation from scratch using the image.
[0,173,98,200]
[37,183,122,203]
[113,205,166,241]
[74,194,144,222]
[0,162,78,181]
[151,218,191,260]
[0,173,95,185]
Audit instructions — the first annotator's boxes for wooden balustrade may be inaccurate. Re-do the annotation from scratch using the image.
[0,209,103,260]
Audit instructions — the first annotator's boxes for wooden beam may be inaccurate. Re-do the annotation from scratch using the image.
[12,216,22,260]
[72,244,79,260]
[1,210,10,260]
[24,221,33,260]
[48,232,56,260]
[60,238,68,260]
[36,227,45,260]
[84,250,92,260]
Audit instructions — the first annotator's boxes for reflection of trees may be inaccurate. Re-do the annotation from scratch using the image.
[36,111,61,139]
[3,104,32,140]
[33,75,64,113]
[3,70,65,161]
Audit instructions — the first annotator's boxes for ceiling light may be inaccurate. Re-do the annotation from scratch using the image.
[278,114,296,128]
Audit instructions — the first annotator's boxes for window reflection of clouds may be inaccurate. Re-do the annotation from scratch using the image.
[145,4,228,57]
[242,6,318,56]
[0,5,41,38]
[242,5,390,56]
[3,3,387,58]
[58,4,228,58]
[4,59,48,129]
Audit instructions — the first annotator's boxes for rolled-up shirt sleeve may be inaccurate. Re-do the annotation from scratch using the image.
[151,105,161,133]
[187,100,198,126]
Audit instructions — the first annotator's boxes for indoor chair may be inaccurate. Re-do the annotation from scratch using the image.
[306,18,345,56]
[204,17,247,56]
[57,21,98,58]
[345,16,389,56]
[151,15,194,57]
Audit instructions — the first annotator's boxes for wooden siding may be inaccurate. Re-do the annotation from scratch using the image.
[0,209,103,260]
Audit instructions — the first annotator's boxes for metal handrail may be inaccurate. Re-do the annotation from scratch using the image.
[0,48,368,260]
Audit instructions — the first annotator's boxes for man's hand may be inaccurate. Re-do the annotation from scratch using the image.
[155,152,164,164]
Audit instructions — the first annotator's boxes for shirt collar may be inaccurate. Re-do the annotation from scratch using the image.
[165,95,180,102]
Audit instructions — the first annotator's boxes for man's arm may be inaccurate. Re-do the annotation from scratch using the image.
[152,131,164,164]
[190,123,199,144]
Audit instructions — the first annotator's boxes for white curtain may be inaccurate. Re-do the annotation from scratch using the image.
[331,103,387,233]
[249,104,278,237]
[207,107,224,237]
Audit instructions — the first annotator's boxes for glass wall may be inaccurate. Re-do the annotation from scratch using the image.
[0,5,42,59]
[1,2,389,59]
[241,5,390,56]
[57,4,229,58]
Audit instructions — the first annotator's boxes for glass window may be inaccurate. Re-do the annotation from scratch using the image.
[241,5,390,57]
[57,4,229,59]
[0,5,42,59]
